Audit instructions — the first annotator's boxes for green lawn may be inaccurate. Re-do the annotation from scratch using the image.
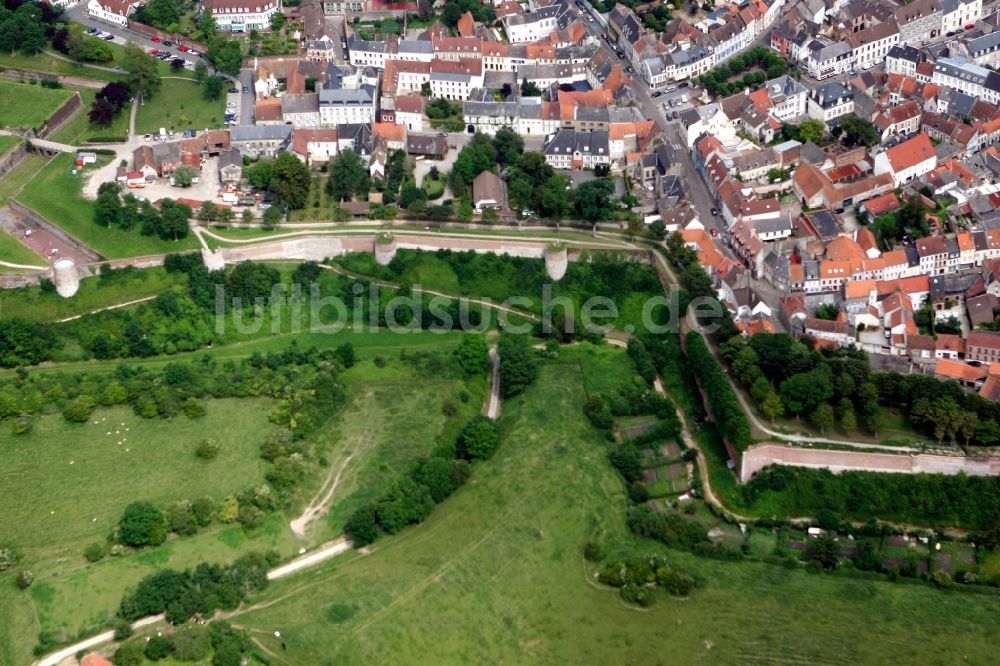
[17,152,201,258]
[0,228,46,269]
[0,79,75,130]
[0,267,186,321]
[234,364,1000,664]
[47,87,131,145]
[134,78,226,134]
[0,153,50,206]
[0,398,278,563]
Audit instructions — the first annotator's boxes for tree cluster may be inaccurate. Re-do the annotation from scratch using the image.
[246,152,312,209]
[693,45,788,98]
[0,2,49,56]
[596,553,694,607]
[118,552,276,622]
[345,413,491,547]
[497,334,539,398]
[684,331,752,450]
[89,81,132,126]
[744,465,1000,530]
[94,183,191,240]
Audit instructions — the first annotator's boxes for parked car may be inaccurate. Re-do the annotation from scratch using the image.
[150,36,160,43]
[178,45,189,52]
[87,28,99,35]
[228,87,239,94]
[103,35,115,41]
[672,110,679,120]
[651,90,662,98]
[710,207,719,216]
[665,84,676,92]
[677,81,689,88]
[143,133,151,140]
[148,48,158,55]
[710,228,718,237]
[162,40,173,46]
[680,94,688,103]
[242,86,249,93]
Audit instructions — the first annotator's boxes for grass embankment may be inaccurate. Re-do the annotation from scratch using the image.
[48,87,131,145]
[0,153,50,206]
[17,153,202,258]
[0,136,20,157]
[0,79,74,130]
[312,363,487,541]
[236,363,1000,663]
[134,78,226,135]
[0,52,123,82]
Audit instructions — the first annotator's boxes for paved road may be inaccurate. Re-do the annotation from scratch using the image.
[64,4,251,115]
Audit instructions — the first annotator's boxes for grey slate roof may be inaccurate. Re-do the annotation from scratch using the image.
[229,125,293,142]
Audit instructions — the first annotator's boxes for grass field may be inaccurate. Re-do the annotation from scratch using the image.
[0,79,74,130]
[17,152,202,258]
[134,78,226,135]
[234,364,1000,664]
[309,368,487,543]
[0,136,20,157]
[48,87,131,145]
[0,153,50,206]
[0,52,123,82]
[0,398,278,563]
[0,267,186,321]
[0,228,46,269]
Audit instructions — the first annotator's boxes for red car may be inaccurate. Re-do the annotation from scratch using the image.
[150,36,161,43]
[178,45,189,52]
[148,48,158,55]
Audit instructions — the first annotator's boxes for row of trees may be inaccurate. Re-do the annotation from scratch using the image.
[95,183,192,240]
[745,466,1000,530]
[692,45,788,98]
[118,551,276,622]
[596,553,695,608]
[111,620,249,666]
[685,331,752,450]
[345,415,496,546]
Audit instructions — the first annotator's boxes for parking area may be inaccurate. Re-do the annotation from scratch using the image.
[135,159,222,204]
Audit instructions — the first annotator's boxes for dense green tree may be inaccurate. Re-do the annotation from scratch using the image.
[573,179,615,224]
[493,126,524,167]
[136,0,181,30]
[197,11,217,39]
[377,477,434,533]
[206,39,243,76]
[269,152,311,209]
[521,78,542,96]
[808,531,840,570]
[450,134,497,194]
[123,43,162,98]
[0,4,47,55]
[797,118,826,144]
[457,416,499,460]
[455,334,490,374]
[413,457,456,503]
[118,501,168,547]
[345,503,379,546]
[203,75,226,100]
[498,334,539,397]
[812,402,834,435]
[62,395,96,423]
[839,115,880,147]
[327,149,367,201]
[94,181,122,228]
[245,159,273,190]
